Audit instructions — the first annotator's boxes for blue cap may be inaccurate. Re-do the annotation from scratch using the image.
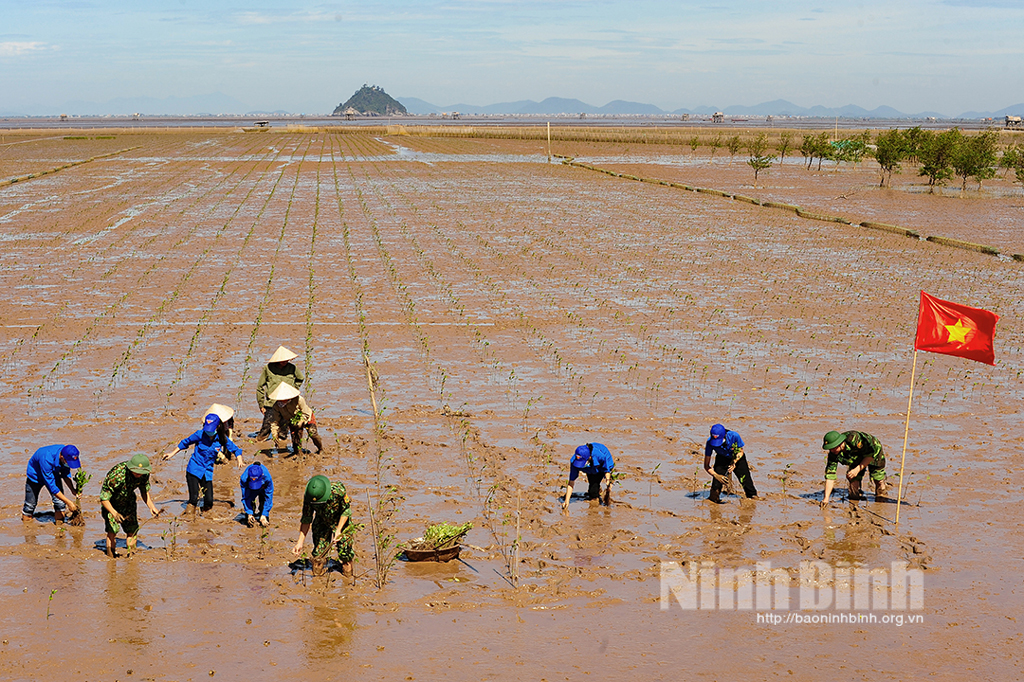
[60,445,81,469]
[245,463,265,490]
[572,444,591,467]
[203,414,221,433]
[709,424,726,447]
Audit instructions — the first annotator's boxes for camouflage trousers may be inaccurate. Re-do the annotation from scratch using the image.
[311,519,359,563]
[102,498,140,535]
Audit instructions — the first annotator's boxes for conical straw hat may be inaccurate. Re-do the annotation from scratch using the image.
[268,383,300,401]
[204,403,235,422]
[268,346,298,363]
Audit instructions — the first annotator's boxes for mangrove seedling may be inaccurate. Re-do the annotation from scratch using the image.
[45,588,57,620]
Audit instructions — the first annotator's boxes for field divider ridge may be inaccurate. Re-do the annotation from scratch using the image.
[560,158,1009,261]
[0,146,143,188]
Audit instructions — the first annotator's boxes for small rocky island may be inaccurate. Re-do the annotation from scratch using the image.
[333,84,407,116]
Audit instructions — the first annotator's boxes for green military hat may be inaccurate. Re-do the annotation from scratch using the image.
[305,475,331,504]
[822,431,846,450]
[127,453,152,474]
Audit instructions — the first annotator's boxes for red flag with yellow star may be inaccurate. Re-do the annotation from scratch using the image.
[914,291,999,365]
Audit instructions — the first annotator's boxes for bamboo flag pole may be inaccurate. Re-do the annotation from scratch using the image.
[894,350,919,528]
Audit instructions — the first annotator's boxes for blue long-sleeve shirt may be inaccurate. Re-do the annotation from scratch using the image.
[705,431,745,461]
[239,466,274,516]
[569,442,615,481]
[26,444,71,496]
[178,430,242,481]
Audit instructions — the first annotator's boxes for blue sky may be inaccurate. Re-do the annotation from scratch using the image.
[1,1,1022,115]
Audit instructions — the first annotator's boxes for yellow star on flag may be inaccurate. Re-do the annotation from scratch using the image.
[944,319,972,344]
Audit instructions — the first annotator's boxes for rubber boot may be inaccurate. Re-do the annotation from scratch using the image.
[875,479,889,499]
[308,425,324,454]
[290,427,304,455]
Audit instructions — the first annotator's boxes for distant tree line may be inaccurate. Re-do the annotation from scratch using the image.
[792,127,1024,194]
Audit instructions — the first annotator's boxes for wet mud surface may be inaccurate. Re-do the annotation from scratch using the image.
[1,131,1022,679]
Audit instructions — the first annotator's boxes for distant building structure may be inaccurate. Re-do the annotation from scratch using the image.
[1006,115,1023,129]
[712,112,724,123]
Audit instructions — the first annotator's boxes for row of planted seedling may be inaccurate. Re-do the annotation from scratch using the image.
[14,134,267,400]
[168,140,300,397]
[113,137,303,391]
[235,136,318,403]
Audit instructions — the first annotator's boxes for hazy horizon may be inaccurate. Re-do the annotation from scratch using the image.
[2,1,1022,117]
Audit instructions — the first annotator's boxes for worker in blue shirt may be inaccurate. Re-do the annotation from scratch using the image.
[561,443,615,509]
[704,423,759,503]
[23,444,82,524]
[240,462,273,528]
[163,413,244,517]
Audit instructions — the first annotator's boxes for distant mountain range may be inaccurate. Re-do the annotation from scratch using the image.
[398,96,1024,120]
[3,91,1023,120]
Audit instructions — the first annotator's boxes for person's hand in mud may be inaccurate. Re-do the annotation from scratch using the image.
[561,482,574,512]
[247,514,256,527]
[820,478,836,509]
[55,489,78,514]
[293,522,311,555]
[162,447,183,462]
[234,454,245,469]
[141,490,161,518]
[259,516,269,528]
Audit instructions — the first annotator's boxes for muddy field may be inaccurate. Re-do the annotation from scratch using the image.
[1,129,1022,680]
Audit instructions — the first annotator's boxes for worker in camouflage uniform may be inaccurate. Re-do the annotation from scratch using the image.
[252,346,305,441]
[292,475,356,577]
[267,383,323,455]
[99,454,161,558]
[820,430,889,507]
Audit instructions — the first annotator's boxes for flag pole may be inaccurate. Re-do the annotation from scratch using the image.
[894,350,919,528]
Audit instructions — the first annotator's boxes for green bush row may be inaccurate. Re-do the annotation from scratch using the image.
[859,221,920,238]
[925,235,999,255]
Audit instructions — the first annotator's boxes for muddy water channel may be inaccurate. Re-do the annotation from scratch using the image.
[1,131,1022,680]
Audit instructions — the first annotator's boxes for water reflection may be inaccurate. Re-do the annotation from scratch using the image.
[703,501,754,561]
[104,558,150,647]
[301,598,356,668]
